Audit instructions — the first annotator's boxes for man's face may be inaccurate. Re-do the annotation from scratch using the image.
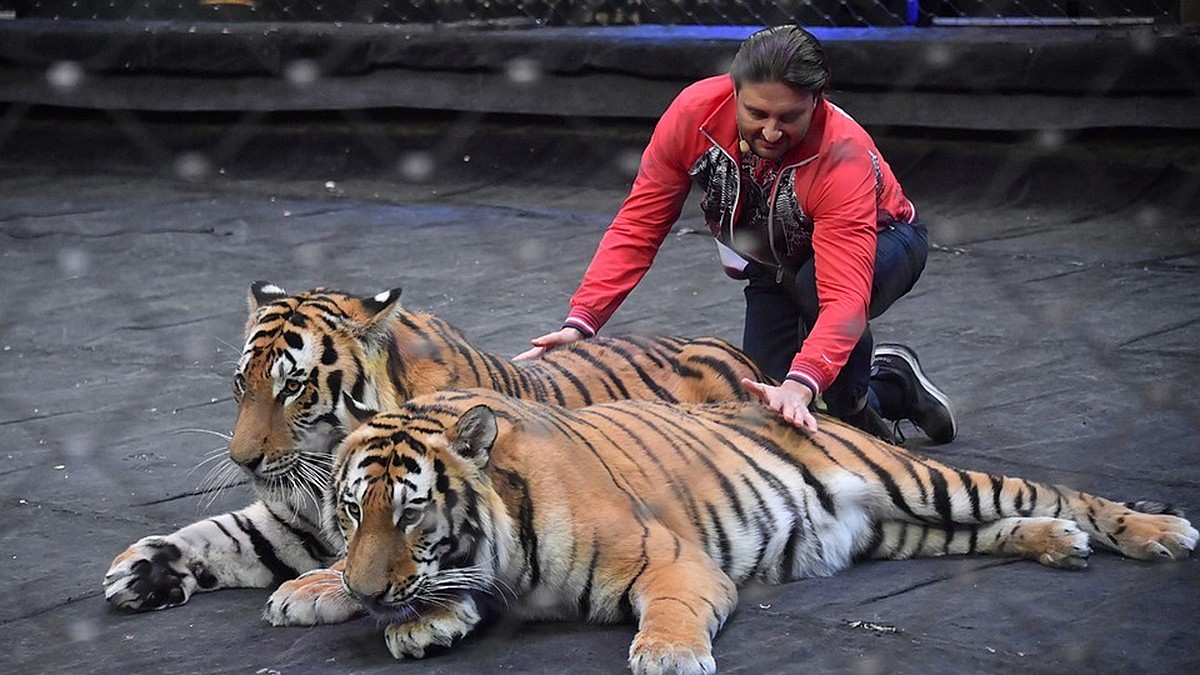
[735,80,819,161]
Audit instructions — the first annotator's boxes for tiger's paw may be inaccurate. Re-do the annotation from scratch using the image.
[264,567,365,626]
[104,536,216,611]
[628,632,716,675]
[383,598,480,660]
[1035,521,1093,570]
[1118,512,1198,561]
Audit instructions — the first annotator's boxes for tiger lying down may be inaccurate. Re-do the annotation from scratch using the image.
[264,388,1197,675]
[104,282,767,612]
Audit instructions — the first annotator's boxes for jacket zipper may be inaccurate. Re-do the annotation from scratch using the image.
[700,129,740,247]
[767,155,820,283]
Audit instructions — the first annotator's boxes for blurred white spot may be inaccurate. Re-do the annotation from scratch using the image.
[174,152,211,181]
[68,618,99,643]
[18,499,27,505]
[514,238,547,265]
[505,57,542,87]
[65,433,94,460]
[614,149,641,177]
[463,155,471,163]
[54,464,66,470]
[285,59,320,87]
[1130,28,1156,55]
[46,61,84,91]
[398,152,435,182]
[57,248,89,276]
[1135,205,1161,228]
[1034,128,1065,151]
[924,44,951,69]
[294,242,323,267]
[1144,382,1172,405]
[850,653,887,675]
[183,333,208,363]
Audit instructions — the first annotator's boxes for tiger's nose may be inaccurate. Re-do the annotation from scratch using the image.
[342,578,387,606]
[234,455,262,473]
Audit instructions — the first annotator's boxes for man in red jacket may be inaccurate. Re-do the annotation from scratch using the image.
[516,25,955,445]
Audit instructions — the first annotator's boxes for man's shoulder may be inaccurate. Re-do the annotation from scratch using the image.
[669,75,734,119]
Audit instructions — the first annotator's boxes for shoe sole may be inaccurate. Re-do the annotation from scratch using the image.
[873,343,957,441]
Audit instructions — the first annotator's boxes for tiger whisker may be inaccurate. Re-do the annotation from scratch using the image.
[171,428,234,441]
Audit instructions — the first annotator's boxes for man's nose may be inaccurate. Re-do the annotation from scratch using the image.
[762,122,782,142]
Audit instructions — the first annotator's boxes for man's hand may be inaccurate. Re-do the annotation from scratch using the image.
[513,327,585,361]
[741,378,819,433]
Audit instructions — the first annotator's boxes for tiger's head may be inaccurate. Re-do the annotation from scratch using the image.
[228,281,403,510]
[330,399,509,622]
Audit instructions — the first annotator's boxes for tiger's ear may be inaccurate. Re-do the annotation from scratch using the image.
[354,287,404,343]
[249,280,289,312]
[342,393,379,432]
[448,404,498,469]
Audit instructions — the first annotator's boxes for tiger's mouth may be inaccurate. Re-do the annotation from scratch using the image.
[361,597,423,624]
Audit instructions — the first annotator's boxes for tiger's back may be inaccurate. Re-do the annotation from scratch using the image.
[390,313,766,408]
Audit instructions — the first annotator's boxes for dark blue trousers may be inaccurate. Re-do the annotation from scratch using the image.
[741,220,928,417]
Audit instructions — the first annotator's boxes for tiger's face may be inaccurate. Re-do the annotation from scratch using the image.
[332,404,499,621]
[227,281,400,511]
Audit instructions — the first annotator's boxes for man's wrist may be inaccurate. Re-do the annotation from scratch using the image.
[783,374,818,402]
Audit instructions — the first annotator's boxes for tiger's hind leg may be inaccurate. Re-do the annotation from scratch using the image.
[866,519,1092,570]
[264,558,365,626]
[843,438,1197,564]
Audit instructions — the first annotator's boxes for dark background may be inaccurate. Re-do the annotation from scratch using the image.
[1,15,1199,675]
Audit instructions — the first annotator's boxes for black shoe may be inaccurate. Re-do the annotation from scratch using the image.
[872,343,957,444]
[840,404,897,444]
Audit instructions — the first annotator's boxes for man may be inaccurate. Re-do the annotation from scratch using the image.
[516,25,955,444]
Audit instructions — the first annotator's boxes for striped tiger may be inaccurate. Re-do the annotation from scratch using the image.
[104,282,767,612]
[264,389,1196,674]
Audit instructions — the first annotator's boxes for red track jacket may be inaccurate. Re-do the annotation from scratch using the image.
[564,74,916,396]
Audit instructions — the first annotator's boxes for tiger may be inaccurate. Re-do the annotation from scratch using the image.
[262,388,1197,675]
[104,281,768,612]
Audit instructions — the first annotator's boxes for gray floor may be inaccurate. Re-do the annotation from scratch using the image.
[2,111,1199,673]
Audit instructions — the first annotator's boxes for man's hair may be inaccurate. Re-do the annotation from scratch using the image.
[730,25,830,94]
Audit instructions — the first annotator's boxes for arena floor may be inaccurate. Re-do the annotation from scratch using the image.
[2,109,1199,673]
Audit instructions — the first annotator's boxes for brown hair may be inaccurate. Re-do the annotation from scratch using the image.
[730,25,830,95]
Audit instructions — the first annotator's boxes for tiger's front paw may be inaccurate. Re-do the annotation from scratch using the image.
[383,598,480,659]
[1036,521,1092,570]
[628,632,716,675]
[264,567,365,626]
[104,536,216,611]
